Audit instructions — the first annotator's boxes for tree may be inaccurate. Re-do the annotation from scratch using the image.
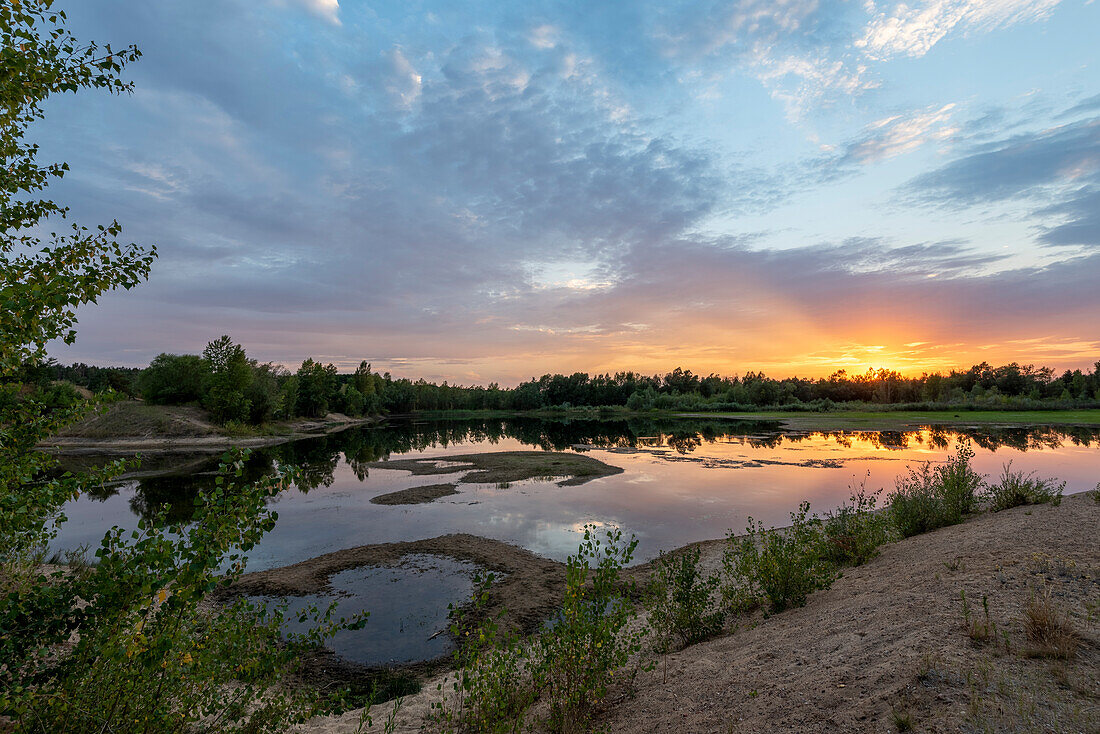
[1,0,152,562]
[138,353,207,404]
[1,6,355,729]
[201,335,252,424]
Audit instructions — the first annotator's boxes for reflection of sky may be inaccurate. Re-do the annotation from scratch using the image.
[53,428,1100,569]
[254,555,479,666]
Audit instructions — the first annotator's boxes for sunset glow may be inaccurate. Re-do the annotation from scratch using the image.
[41,0,1099,384]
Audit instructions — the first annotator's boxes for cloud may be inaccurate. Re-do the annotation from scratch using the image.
[857,0,1062,60]
[842,103,958,164]
[908,116,1100,206]
[291,0,340,25]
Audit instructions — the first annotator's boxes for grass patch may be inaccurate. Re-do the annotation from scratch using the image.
[983,462,1064,511]
[1022,590,1079,660]
[369,483,459,505]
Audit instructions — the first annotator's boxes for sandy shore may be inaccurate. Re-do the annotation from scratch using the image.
[295,492,1099,733]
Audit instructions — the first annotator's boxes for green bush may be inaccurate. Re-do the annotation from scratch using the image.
[434,574,538,734]
[937,440,984,521]
[2,453,365,732]
[889,441,984,537]
[647,545,724,651]
[889,462,949,537]
[819,478,891,566]
[538,526,646,733]
[139,354,208,405]
[983,461,1064,511]
[723,502,834,613]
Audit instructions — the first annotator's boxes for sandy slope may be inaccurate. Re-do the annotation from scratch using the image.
[299,493,1099,733]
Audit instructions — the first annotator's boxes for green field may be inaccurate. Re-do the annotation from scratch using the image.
[678,409,1100,431]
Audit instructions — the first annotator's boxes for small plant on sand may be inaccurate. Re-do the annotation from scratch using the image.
[1087,483,1100,504]
[1022,588,1079,660]
[889,462,946,538]
[647,545,724,652]
[723,502,833,614]
[819,475,890,566]
[538,525,647,734]
[433,573,538,733]
[983,462,1064,511]
[890,706,915,732]
[961,590,997,644]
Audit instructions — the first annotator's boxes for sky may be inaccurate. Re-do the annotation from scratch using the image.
[40,0,1100,385]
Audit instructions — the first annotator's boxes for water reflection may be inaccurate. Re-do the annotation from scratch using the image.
[53,417,1100,568]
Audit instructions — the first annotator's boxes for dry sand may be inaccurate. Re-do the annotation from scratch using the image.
[296,493,1099,733]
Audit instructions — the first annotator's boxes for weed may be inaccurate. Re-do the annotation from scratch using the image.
[1087,483,1100,504]
[723,502,834,614]
[1021,589,1078,660]
[890,706,914,732]
[647,545,724,652]
[938,440,984,520]
[539,526,647,733]
[889,441,983,537]
[983,462,1064,511]
[819,475,890,566]
[961,590,997,644]
[433,573,538,733]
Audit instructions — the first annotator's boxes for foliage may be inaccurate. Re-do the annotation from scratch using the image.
[982,462,1064,511]
[1,7,361,733]
[2,453,365,732]
[819,476,891,566]
[202,335,253,425]
[888,441,984,537]
[647,545,724,651]
[433,573,538,734]
[936,440,983,520]
[538,526,646,733]
[139,353,207,404]
[723,502,834,614]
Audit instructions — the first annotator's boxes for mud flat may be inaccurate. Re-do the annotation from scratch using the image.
[367,450,623,487]
[369,483,460,505]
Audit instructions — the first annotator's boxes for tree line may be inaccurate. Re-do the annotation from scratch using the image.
[24,347,1100,425]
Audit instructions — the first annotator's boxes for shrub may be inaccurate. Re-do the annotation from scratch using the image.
[889,441,984,537]
[539,526,646,733]
[723,502,834,613]
[819,476,891,566]
[647,546,724,651]
[937,440,984,521]
[889,462,947,538]
[2,452,365,732]
[139,354,208,405]
[983,461,1064,511]
[434,573,537,734]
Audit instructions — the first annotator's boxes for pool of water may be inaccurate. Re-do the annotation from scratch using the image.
[252,554,481,666]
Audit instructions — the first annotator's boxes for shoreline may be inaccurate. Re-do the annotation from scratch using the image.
[293,492,1100,733]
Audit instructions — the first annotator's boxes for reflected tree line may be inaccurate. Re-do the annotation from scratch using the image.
[89,417,1100,523]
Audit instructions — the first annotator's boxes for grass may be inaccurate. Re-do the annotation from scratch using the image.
[983,462,1064,511]
[1022,590,1079,660]
[684,409,1100,431]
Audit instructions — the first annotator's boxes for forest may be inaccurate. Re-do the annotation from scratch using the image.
[18,336,1100,425]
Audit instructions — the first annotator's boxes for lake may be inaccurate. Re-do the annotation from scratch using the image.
[51,415,1100,665]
